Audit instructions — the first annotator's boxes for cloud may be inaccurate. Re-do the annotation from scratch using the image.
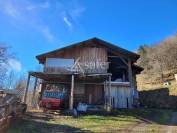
[40,1,50,9]
[26,1,50,10]
[70,6,86,20]
[57,1,86,31]
[0,0,86,41]
[63,16,73,29]
[0,1,55,43]
[8,59,22,72]
[26,5,36,11]
[1,1,20,19]
[40,26,55,43]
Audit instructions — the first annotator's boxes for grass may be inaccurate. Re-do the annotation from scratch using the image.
[48,114,140,132]
[8,109,175,133]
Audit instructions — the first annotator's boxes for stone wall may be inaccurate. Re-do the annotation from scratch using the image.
[139,88,177,109]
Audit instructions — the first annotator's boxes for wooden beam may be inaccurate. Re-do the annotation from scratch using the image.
[123,72,126,82]
[128,59,133,88]
[42,81,105,85]
[105,75,112,112]
[128,59,134,108]
[39,82,46,101]
[31,78,38,106]
[87,73,112,76]
[119,57,128,66]
[24,73,31,103]
[108,55,128,66]
[108,55,119,58]
[108,75,111,106]
[69,74,74,110]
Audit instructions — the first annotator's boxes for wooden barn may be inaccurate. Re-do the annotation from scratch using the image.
[24,38,143,110]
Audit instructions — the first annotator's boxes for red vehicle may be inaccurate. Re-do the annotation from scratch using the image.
[40,91,65,110]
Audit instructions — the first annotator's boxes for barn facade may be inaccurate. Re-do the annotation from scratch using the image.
[24,38,143,110]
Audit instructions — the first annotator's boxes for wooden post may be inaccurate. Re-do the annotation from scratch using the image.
[108,75,111,106]
[24,73,31,103]
[69,74,74,110]
[128,59,134,108]
[31,78,38,107]
[123,72,126,82]
[103,81,106,104]
[106,75,112,112]
[39,82,46,101]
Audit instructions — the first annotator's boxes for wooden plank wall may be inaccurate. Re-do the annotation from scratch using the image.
[85,84,104,104]
[72,84,104,105]
[45,47,108,74]
[105,84,132,109]
[57,47,107,61]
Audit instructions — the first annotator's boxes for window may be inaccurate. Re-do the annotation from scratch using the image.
[46,58,74,68]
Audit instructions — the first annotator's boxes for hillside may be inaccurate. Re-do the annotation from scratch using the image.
[137,33,177,90]
[136,33,177,108]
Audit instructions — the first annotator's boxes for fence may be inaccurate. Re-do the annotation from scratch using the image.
[0,104,12,133]
[0,94,27,133]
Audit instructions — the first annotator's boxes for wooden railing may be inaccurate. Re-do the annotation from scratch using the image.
[44,62,109,74]
[44,66,72,74]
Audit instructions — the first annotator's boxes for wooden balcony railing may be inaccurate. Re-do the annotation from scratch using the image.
[44,61,109,74]
[44,66,72,74]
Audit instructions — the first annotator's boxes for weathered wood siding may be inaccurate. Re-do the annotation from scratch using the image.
[44,47,108,74]
[104,83,132,108]
[52,47,107,62]
[110,86,131,108]
[73,84,104,105]
[85,85,104,104]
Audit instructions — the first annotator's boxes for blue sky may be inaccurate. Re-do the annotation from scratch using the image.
[0,0,176,75]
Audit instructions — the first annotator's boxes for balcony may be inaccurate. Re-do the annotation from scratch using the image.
[44,66,73,74]
[44,58,109,74]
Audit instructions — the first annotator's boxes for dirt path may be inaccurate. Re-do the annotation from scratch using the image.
[125,111,177,133]
[124,117,153,133]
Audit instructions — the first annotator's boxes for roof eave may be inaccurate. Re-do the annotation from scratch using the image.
[36,37,140,63]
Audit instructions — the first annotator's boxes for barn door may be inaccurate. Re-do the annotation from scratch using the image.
[110,86,131,108]
[122,87,131,108]
[117,87,131,108]
[110,87,117,108]
[122,88,127,108]
[117,88,124,108]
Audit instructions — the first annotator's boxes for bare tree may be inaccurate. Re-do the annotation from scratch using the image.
[4,70,16,89]
[0,45,10,88]
[137,32,177,81]
[15,75,27,100]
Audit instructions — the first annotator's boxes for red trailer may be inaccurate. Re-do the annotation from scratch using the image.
[40,91,65,110]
